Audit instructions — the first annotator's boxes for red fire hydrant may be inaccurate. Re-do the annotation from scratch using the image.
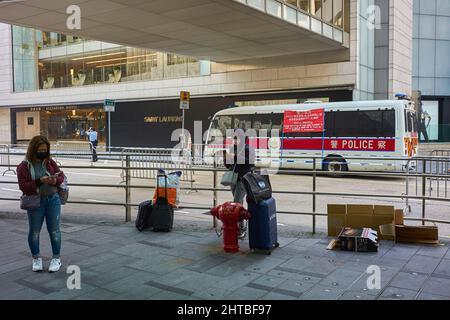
[211,202,251,253]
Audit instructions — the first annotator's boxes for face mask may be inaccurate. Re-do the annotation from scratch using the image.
[35,151,48,160]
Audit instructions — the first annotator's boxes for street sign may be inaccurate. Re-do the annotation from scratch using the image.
[180,91,190,110]
[104,99,115,112]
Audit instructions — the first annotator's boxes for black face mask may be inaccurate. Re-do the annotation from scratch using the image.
[35,151,49,160]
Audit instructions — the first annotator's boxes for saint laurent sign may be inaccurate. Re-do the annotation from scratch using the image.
[144,116,182,123]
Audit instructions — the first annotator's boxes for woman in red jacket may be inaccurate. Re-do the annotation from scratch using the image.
[17,136,65,273]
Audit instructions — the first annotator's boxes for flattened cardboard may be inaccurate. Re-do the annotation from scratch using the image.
[395,225,439,244]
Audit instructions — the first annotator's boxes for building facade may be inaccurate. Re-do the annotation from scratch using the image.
[412,0,450,142]
[0,0,437,147]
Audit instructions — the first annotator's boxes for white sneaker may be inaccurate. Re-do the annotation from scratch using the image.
[48,258,61,273]
[32,258,43,272]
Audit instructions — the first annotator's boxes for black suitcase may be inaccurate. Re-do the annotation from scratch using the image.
[152,174,174,232]
[136,200,153,232]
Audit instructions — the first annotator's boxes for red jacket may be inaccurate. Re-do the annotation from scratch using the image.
[17,158,64,195]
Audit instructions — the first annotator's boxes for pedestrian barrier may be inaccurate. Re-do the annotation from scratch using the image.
[1,152,450,233]
[191,144,204,165]
[404,152,450,224]
[120,147,194,183]
[54,141,94,163]
[0,145,16,176]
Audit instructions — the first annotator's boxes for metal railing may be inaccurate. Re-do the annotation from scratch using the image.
[1,151,450,234]
[54,141,94,163]
[0,145,16,176]
[405,151,450,214]
[119,147,194,185]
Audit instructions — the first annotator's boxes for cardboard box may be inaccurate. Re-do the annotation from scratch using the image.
[327,204,395,241]
[395,209,404,225]
[327,204,346,237]
[338,227,379,252]
[395,225,439,244]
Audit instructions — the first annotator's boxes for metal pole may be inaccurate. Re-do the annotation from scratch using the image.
[313,157,316,235]
[125,155,131,222]
[108,111,111,153]
[405,160,410,212]
[181,108,185,150]
[213,156,218,228]
[422,159,426,226]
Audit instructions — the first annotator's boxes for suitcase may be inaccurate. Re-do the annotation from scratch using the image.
[152,174,174,232]
[135,200,153,232]
[247,197,279,255]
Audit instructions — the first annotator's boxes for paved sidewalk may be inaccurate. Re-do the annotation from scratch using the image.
[1,217,450,300]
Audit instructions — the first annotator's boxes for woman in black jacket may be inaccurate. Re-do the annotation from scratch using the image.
[224,129,255,238]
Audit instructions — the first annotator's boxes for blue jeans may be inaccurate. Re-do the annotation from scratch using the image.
[27,193,61,259]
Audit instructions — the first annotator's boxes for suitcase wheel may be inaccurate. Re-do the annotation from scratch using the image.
[274,242,280,248]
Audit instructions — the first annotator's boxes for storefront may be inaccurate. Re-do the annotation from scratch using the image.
[11,104,106,144]
[111,89,353,148]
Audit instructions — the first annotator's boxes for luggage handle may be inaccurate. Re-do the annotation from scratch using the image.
[156,172,168,200]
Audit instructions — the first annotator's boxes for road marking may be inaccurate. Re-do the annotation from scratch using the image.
[175,211,190,214]
[64,171,119,178]
[277,223,286,226]
[2,188,21,193]
[85,199,112,203]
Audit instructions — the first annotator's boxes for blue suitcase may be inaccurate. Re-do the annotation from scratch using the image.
[247,197,279,255]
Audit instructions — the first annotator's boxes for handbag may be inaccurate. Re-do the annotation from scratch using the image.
[20,194,41,210]
[57,173,69,205]
[221,164,238,187]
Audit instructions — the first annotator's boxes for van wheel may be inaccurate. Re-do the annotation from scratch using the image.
[323,157,348,173]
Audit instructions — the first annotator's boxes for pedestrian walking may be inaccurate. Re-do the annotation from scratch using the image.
[17,136,65,272]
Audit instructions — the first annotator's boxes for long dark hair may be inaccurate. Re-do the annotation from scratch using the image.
[26,136,51,163]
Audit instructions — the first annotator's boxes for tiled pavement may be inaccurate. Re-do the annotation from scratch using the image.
[1,217,450,300]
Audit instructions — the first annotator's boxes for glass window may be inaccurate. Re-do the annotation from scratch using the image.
[284,0,298,8]
[382,110,396,137]
[323,0,333,23]
[253,113,282,137]
[333,0,343,28]
[212,115,232,136]
[299,0,310,12]
[165,53,188,78]
[325,111,335,137]
[311,0,323,18]
[334,111,359,137]
[359,110,382,137]
[271,113,284,133]
[232,115,252,131]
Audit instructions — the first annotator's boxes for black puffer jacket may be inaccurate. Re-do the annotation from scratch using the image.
[224,144,256,179]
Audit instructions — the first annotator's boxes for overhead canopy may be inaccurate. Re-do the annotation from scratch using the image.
[0,0,349,62]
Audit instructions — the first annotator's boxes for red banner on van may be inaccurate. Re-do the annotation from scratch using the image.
[283,109,325,133]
